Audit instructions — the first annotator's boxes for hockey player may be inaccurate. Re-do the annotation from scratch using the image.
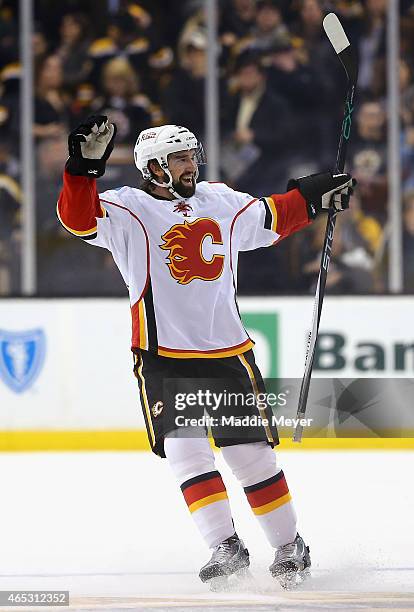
[57,116,354,589]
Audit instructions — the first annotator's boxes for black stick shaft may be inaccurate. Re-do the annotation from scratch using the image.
[293,82,356,442]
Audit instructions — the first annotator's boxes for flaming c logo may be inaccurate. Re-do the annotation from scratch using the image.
[160,218,224,285]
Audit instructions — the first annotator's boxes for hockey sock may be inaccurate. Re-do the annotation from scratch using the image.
[221,441,297,548]
[164,435,235,548]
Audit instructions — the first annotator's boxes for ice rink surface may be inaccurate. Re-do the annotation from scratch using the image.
[0,449,413,611]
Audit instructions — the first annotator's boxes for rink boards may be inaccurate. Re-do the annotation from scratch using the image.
[0,297,413,450]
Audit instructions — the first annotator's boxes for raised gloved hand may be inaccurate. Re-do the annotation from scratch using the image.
[287,172,356,220]
[65,115,117,178]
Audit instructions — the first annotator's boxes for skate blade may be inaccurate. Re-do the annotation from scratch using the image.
[208,566,253,592]
[208,576,229,592]
[275,566,311,590]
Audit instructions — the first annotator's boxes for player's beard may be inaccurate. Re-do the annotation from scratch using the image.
[173,175,196,198]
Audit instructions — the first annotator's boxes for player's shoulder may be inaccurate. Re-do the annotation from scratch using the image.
[197,181,233,194]
[196,181,257,212]
[98,185,151,213]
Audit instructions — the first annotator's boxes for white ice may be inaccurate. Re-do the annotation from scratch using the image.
[0,450,412,609]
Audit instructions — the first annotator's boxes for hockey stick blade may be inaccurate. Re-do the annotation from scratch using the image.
[293,14,358,443]
[323,13,358,83]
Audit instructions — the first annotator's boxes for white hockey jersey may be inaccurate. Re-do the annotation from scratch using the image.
[57,172,309,358]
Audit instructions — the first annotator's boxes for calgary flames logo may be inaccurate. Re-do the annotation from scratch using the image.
[160,218,224,285]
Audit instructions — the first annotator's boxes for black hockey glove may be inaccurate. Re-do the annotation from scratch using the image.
[287,172,356,220]
[65,115,117,178]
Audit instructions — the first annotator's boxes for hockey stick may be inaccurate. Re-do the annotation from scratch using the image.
[293,13,358,442]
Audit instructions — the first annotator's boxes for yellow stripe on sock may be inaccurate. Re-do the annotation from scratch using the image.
[251,492,292,515]
[188,491,228,513]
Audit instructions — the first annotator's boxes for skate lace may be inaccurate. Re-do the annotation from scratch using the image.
[213,541,234,563]
[275,541,296,562]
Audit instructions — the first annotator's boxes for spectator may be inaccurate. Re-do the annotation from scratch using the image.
[55,13,92,89]
[333,0,365,26]
[400,58,414,126]
[265,35,330,173]
[0,140,21,295]
[291,0,348,156]
[299,215,376,294]
[349,191,383,257]
[163,30,207,138]
[91,57,154,166]
[222,51,299,295]
[356,0,386,97]
[221,53,290,194]
[87,7,173,101]
[399,58,414,191]
[247,0,289,55]
[349,99,388,220]
[0,0,17,71]
[401,121,414,192]
[403,190,414,292]
[32,24,49,75]
[220,0,257,43]
[401,9,414,60]
[177,6,206,58]
[0,60,20,152]
[292,0,324,50]
[34,54,70,141]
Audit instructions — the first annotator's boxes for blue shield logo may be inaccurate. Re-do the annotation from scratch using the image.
[0,329,46,393]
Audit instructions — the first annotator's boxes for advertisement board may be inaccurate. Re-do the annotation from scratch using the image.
[241,296,414,378]
[0,297,413,448]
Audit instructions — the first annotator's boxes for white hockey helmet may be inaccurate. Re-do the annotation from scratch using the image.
[134,124,205,198]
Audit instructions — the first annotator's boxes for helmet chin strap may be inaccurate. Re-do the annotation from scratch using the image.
[150,166,198,200]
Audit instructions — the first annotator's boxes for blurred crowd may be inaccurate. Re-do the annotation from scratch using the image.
[1,0,414,296]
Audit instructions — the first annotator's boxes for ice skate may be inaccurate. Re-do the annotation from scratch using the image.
[269,533,311,589]
[199,533,250,591]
